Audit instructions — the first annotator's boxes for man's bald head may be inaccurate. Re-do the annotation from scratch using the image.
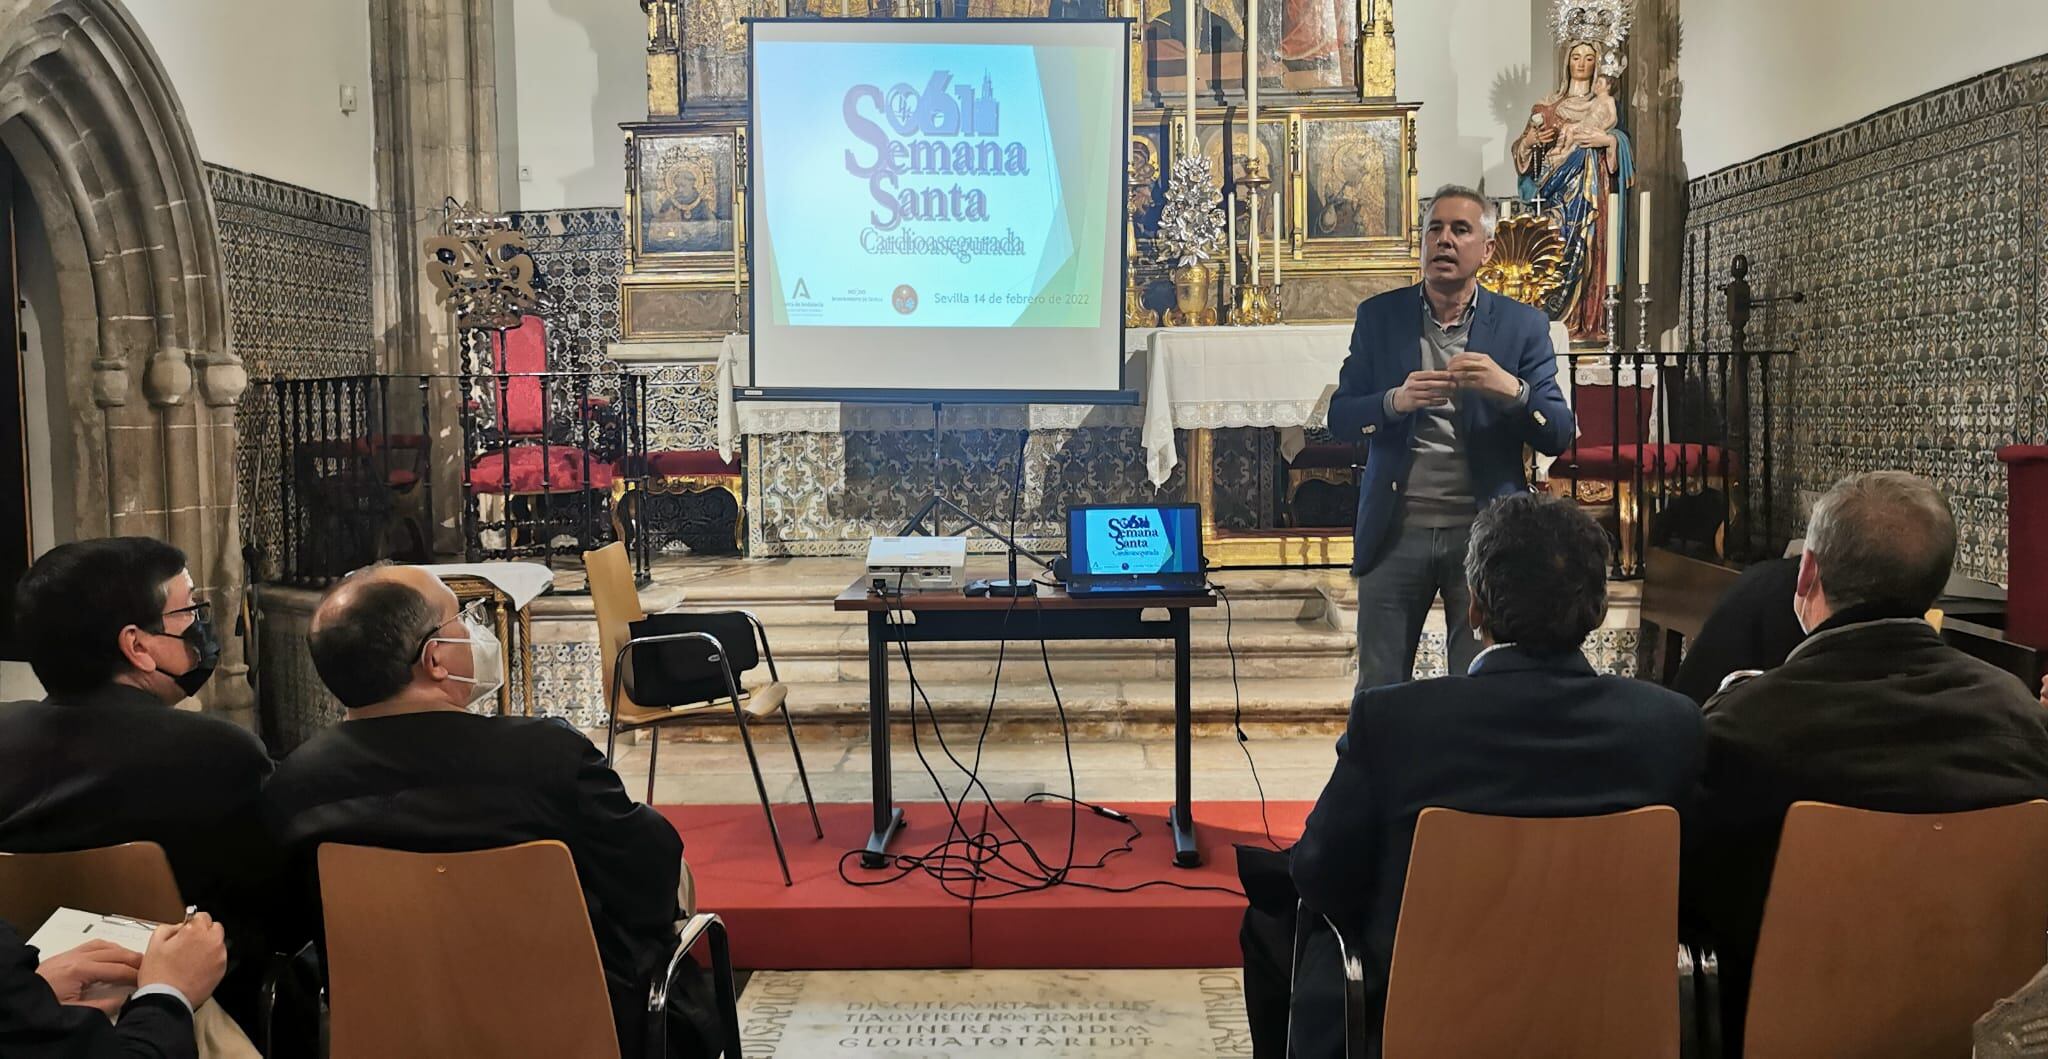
[308,564,458,709]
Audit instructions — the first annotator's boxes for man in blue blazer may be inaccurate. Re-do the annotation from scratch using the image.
[1328,186,1575,689]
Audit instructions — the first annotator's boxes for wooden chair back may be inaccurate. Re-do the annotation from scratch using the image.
[1380,806,1680,1059]
[0,842,184,934]
[1744,800,2048,1059]
[319,841,620,1059]
[583,541,648,714]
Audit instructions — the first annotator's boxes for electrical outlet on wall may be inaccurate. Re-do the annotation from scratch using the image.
[339,85,358,114]
[518,165,533,182]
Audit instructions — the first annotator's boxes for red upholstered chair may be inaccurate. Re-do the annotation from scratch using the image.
[1551,382,1728,570]
[465,314,622,557]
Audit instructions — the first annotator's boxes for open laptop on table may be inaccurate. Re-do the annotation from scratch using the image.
[1064,503,1208,598]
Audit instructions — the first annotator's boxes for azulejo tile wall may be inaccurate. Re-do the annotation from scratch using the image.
[210,165,375,584]
[510,208,720,455]
[1684,57,2048,586]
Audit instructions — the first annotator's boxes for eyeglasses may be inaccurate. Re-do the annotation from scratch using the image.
[149,600,210,634]
[414,600,490,660]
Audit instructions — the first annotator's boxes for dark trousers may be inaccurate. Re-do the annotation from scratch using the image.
[1238,845,1350,1059]
[1355,521,1477,693]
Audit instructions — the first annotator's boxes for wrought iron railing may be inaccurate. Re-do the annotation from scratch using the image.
[458,368,649,575]
[1547,349,1793,580]
[245,370,650,585]
[244,373,437,585]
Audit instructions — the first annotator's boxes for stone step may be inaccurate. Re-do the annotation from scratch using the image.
[562,616,1355,684]
[545,563,1352,629]
[643,674,1359,740]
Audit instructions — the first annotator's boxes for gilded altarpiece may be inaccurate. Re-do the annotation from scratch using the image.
[622,0,1421,556]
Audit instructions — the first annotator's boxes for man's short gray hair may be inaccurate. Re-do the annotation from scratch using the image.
[1428,184,1498,237]
[1805,470,1956,612]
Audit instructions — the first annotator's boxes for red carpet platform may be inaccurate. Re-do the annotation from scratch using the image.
[658,800,1312,970]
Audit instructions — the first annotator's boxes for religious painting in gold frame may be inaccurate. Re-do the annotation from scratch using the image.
[625,124,742,273]
[1195,117,1290,236]
[949,0,1110,17]
[1290,104,1417,268]
[1136,0,1383,103]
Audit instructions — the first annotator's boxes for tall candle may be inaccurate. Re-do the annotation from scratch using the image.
[1226,193,1238,291]
[1637,189,1653,283]
[1184,0,1197,153]
[1605,191,1622,281]
[1271,191,1281,285]
[1246,0,1258,136]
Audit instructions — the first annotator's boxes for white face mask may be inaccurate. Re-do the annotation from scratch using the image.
[428,616,504,709]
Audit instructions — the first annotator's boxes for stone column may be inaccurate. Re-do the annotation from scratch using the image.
[369,0,501,554]
[1625,0,1683,345]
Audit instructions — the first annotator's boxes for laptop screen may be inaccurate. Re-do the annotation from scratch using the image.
[1067,504,1203,581]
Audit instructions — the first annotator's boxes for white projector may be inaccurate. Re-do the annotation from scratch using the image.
[865,536,968,592]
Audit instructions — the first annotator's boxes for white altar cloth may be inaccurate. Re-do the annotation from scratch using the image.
[1136,325,1353,486]
[698,321,1583,483]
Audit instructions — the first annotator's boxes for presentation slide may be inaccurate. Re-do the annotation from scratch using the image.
[1075,506,1200,576]
[748,20,1127,401]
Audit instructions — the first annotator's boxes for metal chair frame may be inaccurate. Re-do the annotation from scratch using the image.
[603,616,822,886]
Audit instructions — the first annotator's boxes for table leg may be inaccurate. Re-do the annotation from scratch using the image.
[1169,607,1200,868]
[863,610,903,867]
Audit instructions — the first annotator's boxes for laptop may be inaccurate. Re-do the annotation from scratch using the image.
[1064,503,1207,597]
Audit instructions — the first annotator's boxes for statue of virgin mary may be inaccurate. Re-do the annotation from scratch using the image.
[1512,29,1633,341]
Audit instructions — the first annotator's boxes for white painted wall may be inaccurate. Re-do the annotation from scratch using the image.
[1681,0,2048,176]
[500,0,646,210]
[1401,0,1556,202]
[121,0,375,203]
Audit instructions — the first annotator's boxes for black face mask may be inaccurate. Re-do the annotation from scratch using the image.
[159,606,221,697]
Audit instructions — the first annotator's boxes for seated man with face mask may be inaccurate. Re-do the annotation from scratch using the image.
[266,564,710,1057]
[0,537,274,1029]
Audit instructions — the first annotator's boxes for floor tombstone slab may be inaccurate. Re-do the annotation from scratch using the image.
[737,968,1254,1058]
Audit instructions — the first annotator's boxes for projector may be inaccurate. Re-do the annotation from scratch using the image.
[865,536,968,592]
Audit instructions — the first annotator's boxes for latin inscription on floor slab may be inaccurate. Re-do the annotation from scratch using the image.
[738,968,1253,1058]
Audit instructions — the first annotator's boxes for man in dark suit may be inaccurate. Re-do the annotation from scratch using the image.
[0,913,226,1058]
[265,564,711,1058]
[1328,185,1575,691]
[1683,470,2048,1055]
[1671,555,1805,705]
[1239,494,1702,1058]
[0,538,274,1025]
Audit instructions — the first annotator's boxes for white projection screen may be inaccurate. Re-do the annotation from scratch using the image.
[746,19,1131,404]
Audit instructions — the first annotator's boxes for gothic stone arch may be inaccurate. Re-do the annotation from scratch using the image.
[0,0,251,717]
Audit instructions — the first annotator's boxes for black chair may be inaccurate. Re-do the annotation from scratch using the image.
[586,539,821,886]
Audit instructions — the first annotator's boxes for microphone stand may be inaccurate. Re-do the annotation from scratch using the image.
[987,423,1036,597]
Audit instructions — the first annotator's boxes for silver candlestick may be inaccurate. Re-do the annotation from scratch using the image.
[1634,284,1652,355]
[1604,284,1621,356]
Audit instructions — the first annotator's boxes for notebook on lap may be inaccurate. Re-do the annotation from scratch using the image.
[1064,503,1207,597]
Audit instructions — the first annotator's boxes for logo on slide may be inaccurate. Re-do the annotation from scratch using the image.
[791,277,812,300]
[1101,513,1172,573]
[892,285,919,314]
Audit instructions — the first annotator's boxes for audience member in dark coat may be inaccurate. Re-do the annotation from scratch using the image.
[1240,494,1704,1059]
[0,539,275,1026]
[1671,556,1805,705]
[0,911,226,1059]
[265,564,710,1058]
[1683,471,2048,1055]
